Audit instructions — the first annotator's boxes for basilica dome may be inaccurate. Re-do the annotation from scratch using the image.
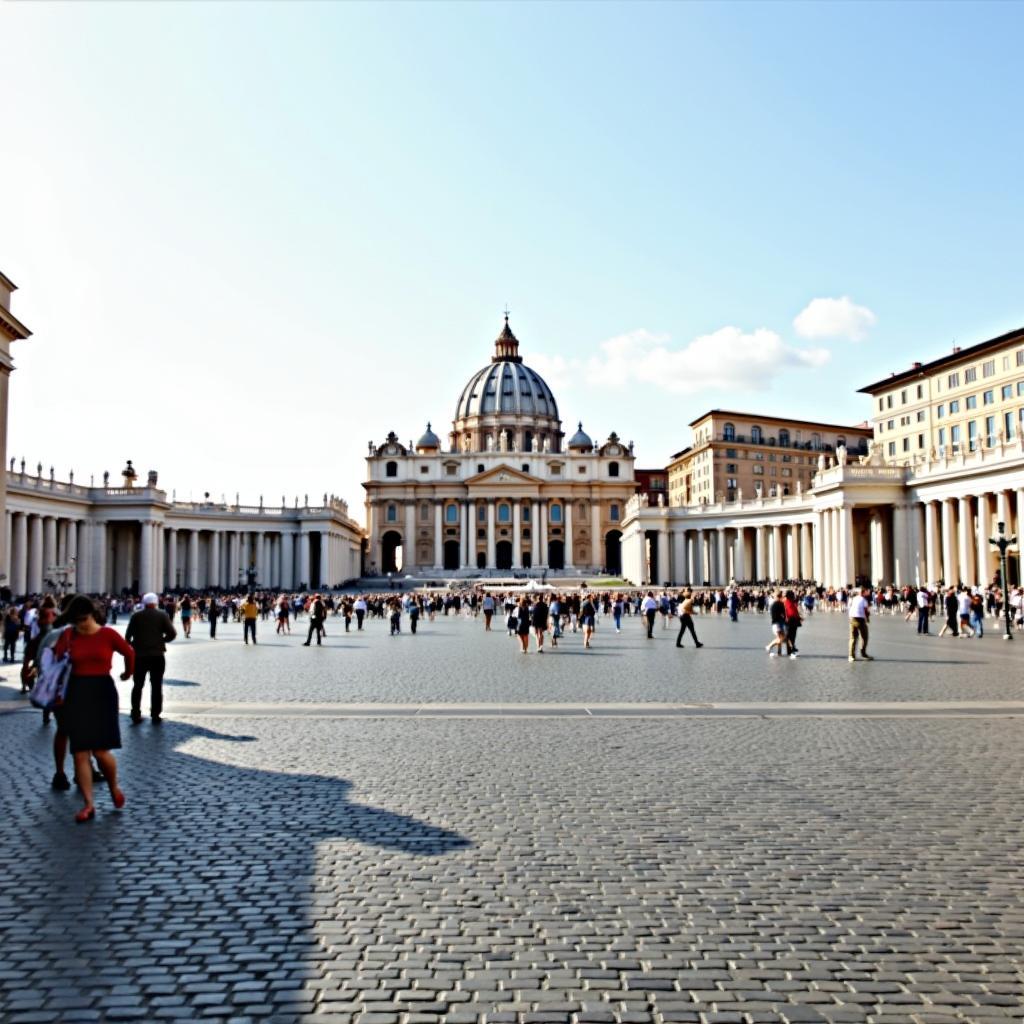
[450,317,564,453]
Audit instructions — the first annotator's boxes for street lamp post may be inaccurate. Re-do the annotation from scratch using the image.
[988,520,1018,640]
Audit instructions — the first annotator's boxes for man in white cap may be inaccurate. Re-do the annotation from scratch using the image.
[125,593,177,724]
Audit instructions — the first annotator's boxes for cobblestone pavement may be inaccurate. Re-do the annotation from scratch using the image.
[1,699,1023,1024]
[3,610,1018,709]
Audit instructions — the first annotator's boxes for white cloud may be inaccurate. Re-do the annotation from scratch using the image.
[793,296,877,342]
[545,326,830,396]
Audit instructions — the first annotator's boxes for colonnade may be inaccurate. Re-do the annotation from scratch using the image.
[4,513,362,595]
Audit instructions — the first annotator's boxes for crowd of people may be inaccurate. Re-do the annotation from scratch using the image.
[3,577,1022,825]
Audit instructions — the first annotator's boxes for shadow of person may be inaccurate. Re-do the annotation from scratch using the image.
[1,714,471,1017]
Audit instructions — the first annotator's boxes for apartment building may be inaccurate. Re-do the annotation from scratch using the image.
[859,325,1024,462]
[667,410,872,507]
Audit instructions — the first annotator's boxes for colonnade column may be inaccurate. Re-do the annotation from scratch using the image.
[42,516,57,584]
[869,513,885,585]
[891,504,908,587]
[976,493,991,585]
[281,531,295,589]
[486,501,496,570]
[656,529,670,586]
[93,522,108,595]
[139,520,154,594]
[188,530,200,589]
[11,512,27,594]
[672,529,687,584]
[298,531,311,587]
[591,504,601,570]
[67,520,79,589]
[433,502,443,570]
[772,525,784,582]
[733,527,746,582]
[403,502,416,571]
[691,529,703,584]
[166,528,178,590]
[925,501,940,585]
[957,498,975,585]
[716,527,727,585]
[839,505,855,586]
[941,498,958,585]
[812,513,824,584]
[28,514,43,593]
[755,525,767,581]
[210,531,221,591]
[800,523,813,582]
[564,502,574,568]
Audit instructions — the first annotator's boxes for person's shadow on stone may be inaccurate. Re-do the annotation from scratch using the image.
[3,716,471,1019]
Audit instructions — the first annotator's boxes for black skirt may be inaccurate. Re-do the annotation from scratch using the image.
[62,674,122,754]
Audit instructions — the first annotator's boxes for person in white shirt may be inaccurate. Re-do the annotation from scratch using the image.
[641,592,658,639]
[915,587,930,634]
[848,587,873,662]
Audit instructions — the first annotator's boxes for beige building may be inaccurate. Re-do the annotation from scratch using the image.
[860,325,1024,464]
[0,271,32,590]
[363,317,637,576]
[667,411,872,507]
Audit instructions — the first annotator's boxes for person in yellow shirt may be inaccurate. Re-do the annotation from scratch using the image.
[240,594,259,645]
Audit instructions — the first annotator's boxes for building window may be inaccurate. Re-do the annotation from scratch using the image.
[725,448,738,458]
[420,504,429,520]
[918,434,925,449]
[878,398,884,412]
[984,390,995,405]
[938,427,946,454]
[498,503,510,523]
[550,504,562,523]
[752,464,764,475]
[446,465,458,476]
[1006,411,1017,440]
[902,437,910,452]
[1002,384,1013,400]
[810,433,821,449]
[478,506,486,522]
[965,366,977,383]
[723,422,736,441]
[610,504,620,521]
[386,504,397,522]
[751,425,763,443]
[888,441,896,456]
[778,429,790,447]
[781,468,792,477]
[900,389,908,404]
[522,505,530,522]
[950,424,961,450]
[726,462,738,472]
[937,404,945,418]
[608,461,619,477]
[524,431,533,453]
[968,420,978,451]
[966,395,977,410]
[917,384,924,398]
[1018,381,1024,396]
[445,504,459,523]
[948,372,960,389]
[385,461,398,477]
[886,395,893,408]
[949,399,960,413]
[985,416,996,447]
[550,465,561,476]
[477,464,485,474]
[983,360,996,378]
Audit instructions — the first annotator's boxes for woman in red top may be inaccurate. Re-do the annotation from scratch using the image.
[56,595,135,823]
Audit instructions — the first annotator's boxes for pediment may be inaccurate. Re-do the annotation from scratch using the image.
[465,463,539,486]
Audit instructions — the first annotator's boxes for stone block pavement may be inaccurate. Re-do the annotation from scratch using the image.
[0,610,1023,1023]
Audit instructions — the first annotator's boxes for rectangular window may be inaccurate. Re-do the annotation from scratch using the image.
[1004,411,1015,441]
[1018,381,1024,397]
[985,415,996,446]
[1017,350,1024,366]
[878,398,884,412]
[948,372,960,389]
[900,389,908,404]
[984,390,995,405]
[887,419,895,430]
[1002,384,1013,400]
[950,424,961,449]
[937,404,945,418]
[781,468,791,477]
[938,427,946,453]
[902,437,910,452]
[610,504,620,521]
[966,394,977,410]
[965,366,977,383]
[949,399,960,413]
[886,395,893,408]
[888,441,896,456]
[983,360,996,377]
[916,410,925,422]
[917,384,924,399]
[918,434,925,449]
[968,420,978,451]
[1003,356,1010,371]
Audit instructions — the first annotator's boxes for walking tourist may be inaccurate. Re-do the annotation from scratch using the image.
[55,595,134,823]
[641,591,658,638]
[125,593,177,725]
[240,594,259,644]
[580,593,596,649]
[848,586,873,661]
[766,591,789,657]
[531,595,548,653]
[304,594,327,646]
[675,590,702,648]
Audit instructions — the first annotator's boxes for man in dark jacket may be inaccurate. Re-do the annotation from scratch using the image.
[304,595,327,646]
[125,592,177,724]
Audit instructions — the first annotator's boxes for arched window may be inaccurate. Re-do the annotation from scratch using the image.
[608,461,620,477]
[477,464,485,474]
[550,504,562,523]
[778,429,790,447]
[445,504,459,523]
[385,461,398,477]
[498,503,511,523]
[386,504,397,522]
[750,425,763,444]
[524,431,534,453]
[522,505,531,522]
[723,422,736,441]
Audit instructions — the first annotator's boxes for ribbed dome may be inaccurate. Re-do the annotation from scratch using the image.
[416,422,441,449]
[567,422,593,450]
[455,360,559,421]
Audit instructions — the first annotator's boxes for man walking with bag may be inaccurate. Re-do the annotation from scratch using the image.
[304,594,327,646]
[125,593,177,724]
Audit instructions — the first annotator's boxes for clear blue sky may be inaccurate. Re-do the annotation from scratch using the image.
[2,2,1022,510]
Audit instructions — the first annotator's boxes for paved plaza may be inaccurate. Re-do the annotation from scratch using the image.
[1,609,1023,1024]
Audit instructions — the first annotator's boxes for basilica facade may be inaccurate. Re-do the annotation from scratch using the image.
[363,317,637,576]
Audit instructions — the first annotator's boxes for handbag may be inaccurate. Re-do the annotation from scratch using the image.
[30,629,73,710]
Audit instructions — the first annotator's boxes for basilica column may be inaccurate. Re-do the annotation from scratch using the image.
[512,503,522,568]
[486,500,496,570]
[957,498,975,585]
[941,498,958,585]
[532,500,541,568]
[28,514,43,593]
[11,512,27,594]
[460,501,470,568]
[564,502,574,568]
[538,500,548,568]
[188,530,200,590]
[591,504,601,570]
[433,502,443,569]
[976,493,991,585]
[925,501,940,585]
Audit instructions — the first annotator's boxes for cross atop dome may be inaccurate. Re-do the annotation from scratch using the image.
[492,309,522,363]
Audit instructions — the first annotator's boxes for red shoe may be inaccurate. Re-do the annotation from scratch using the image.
[111,787,126,810]
[75,806,95,823]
